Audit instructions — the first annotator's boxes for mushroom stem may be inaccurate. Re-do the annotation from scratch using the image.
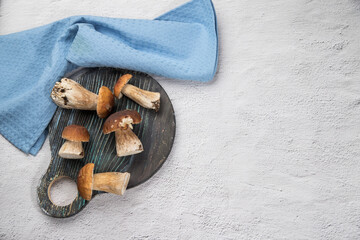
[92,172,130,196]
[51,78,98,110]
[115,128,143,157]
[121,84,160,112]
[58,140,84,159]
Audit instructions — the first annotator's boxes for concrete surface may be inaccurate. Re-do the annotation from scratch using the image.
[1,0,360,239]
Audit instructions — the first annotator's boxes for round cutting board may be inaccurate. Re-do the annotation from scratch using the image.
[37,67,176,218]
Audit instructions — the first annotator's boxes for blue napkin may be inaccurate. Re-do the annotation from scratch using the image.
[0,0,218,155]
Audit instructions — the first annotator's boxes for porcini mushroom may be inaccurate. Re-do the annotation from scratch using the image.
[114,74,160,112]
[77,163,130,200]
[103,110,143,157]
[59,125,90,159]
[51,78,115,118]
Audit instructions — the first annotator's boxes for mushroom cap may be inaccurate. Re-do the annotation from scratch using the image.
[77,163,94,201]
[97,86,115,118]
[62,125,90,142]
[103,110,142,134]
[114,74,133,98]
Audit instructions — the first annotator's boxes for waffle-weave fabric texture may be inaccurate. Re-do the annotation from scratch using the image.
[0,0,218,155]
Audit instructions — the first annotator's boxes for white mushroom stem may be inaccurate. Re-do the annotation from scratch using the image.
[115,127,143,157]
[58,140,84,159]
[121,84,160,112]
[51,78,98,110]
[93,172,130,195]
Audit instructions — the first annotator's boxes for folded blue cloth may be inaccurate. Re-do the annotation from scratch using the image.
[0,0,218,155]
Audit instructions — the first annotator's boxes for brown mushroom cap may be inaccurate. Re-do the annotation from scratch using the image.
[114,74,133,98]
[103,110,142,134]
[62,125,90,142]
[77,163,94,201]
[97,86,115,118]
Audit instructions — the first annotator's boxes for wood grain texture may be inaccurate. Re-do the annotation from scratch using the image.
[37,67,176,218]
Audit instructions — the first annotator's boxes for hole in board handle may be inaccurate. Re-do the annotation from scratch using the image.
[48,176,78,206]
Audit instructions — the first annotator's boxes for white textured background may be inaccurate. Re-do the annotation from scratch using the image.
[1,0,360,239]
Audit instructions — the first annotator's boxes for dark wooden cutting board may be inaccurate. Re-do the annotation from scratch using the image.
[37,67,176,218]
